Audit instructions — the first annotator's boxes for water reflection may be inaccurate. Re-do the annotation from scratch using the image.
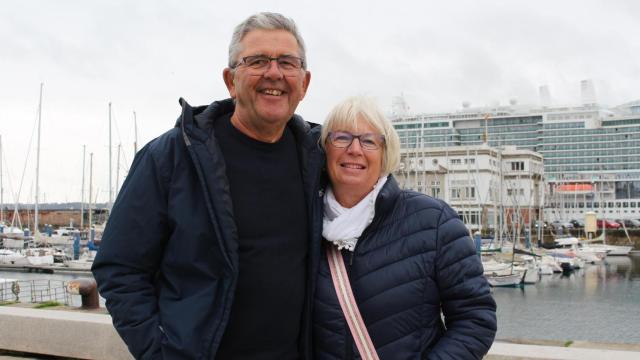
[493,255,640,344]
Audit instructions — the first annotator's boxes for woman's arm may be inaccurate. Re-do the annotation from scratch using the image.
[428,204,497,360]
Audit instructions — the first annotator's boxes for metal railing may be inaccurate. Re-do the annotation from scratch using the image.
[0,279,71,305]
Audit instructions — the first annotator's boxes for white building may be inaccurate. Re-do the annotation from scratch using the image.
[395,144,544,232]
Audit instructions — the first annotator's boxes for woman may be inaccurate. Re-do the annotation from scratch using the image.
[313,96,496,359]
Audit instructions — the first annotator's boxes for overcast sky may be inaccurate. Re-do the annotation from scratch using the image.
[1,0,639,205]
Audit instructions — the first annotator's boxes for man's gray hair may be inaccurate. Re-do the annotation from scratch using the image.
[228,12,307,69]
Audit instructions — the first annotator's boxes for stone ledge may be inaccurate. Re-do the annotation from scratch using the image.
[2,306,640,360]
[0,306,132,360]
[487,341,640,360]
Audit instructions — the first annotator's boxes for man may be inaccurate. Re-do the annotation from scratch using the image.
[92,12,323,359]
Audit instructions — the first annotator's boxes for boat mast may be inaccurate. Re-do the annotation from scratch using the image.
[133,111,138,155]
[80,145,86,230]
[498,146,504,247]
[108,102,113,212]
[34,83,43,235]
[116,143,121,199]
[88,152,93,231]
[0,134,4,225]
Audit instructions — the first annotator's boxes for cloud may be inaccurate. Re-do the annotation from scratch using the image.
[1,0,639,202]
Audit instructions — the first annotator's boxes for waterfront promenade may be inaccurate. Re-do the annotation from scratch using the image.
[1,306,639,360]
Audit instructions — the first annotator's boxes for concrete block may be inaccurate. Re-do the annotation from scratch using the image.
[0,306,132,360]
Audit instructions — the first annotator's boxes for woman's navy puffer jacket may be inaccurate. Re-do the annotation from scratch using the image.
[313,176,497,360]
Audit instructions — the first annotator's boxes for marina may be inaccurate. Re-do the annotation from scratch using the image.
[2,253,639,345]
[493,254,640,344]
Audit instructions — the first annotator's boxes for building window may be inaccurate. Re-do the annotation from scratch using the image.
[451,159,462,165]
[511,161,525,171]
[466,187,476,198]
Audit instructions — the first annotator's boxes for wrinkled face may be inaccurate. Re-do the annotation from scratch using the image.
[326,116,384,196]
[223,29,311,132]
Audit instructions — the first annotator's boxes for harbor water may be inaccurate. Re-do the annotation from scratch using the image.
[2,255,640,344]
[493,255,640,344]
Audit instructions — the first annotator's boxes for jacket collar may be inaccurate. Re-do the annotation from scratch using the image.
[176,97,318,149]
[374,174,401,219]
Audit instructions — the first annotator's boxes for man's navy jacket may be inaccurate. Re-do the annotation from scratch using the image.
[92,98,325,359]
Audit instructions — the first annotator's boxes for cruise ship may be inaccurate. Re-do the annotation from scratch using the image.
[391,80,640,223]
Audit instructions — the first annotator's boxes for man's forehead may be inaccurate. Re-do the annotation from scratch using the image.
[239,29,301,56]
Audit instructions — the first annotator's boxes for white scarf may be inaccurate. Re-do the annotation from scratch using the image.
[322,176,388,251]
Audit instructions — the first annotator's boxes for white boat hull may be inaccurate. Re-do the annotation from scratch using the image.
[588,244,632,256]
[487,271,525,287]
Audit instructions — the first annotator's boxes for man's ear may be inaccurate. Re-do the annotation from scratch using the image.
[300,70,311,100]
[223,68,236,98]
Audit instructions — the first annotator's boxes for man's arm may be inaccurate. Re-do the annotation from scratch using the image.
[92,144,170,359]
[428,205,497,360]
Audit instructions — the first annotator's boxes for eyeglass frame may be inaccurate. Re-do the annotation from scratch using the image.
[326,131,386,151]
[231,55,306,75]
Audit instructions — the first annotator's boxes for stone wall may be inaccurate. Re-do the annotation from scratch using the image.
[0,306,132,360]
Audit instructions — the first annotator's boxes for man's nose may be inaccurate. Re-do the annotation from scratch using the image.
[263,59,284,79]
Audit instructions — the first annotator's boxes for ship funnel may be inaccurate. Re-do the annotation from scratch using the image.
[539,85,551,107]
[581,79,597,106]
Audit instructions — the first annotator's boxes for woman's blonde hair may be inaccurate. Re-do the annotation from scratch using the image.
[320,96,400,174]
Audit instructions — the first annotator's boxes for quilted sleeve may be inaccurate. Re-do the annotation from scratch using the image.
[427,204,497,360]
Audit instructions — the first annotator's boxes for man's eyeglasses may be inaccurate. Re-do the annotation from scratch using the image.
[232,55,305,75]
[327,131,385,151]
